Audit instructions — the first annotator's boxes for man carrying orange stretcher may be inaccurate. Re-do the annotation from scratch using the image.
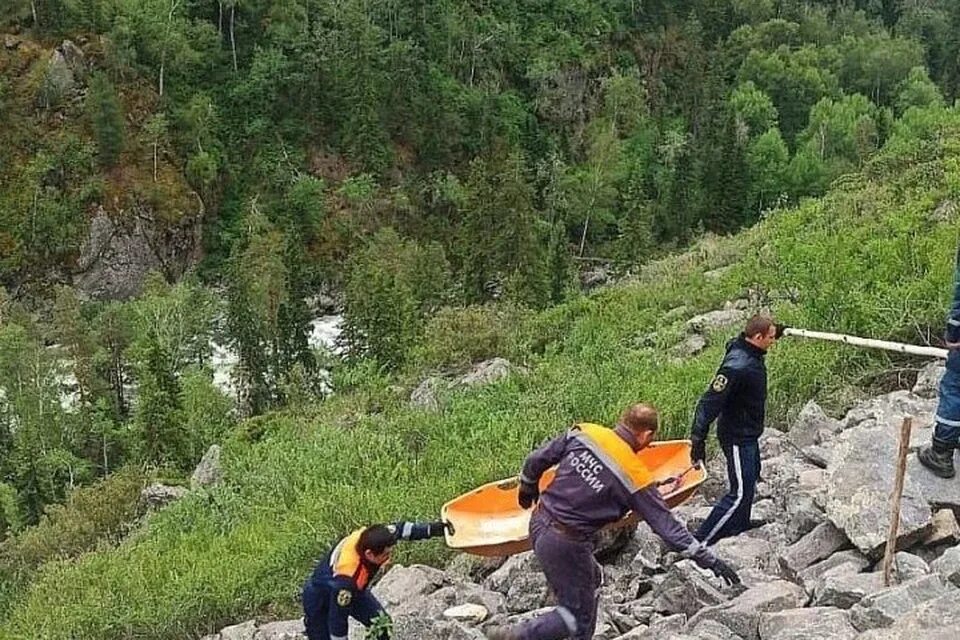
[483,404,741,640]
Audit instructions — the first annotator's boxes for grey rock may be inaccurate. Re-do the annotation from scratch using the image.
[930,199,958,223]
[140,483,188,509]
[482,552,550,613]
[758,607,857,640]
[913,362,945,399]
[687,309,749,334]
[675,334,708,358]
[751,500,780,526]
[849,574,948,631]
[581,267,610,289]
[864,589,960,637]
[891,552,929,581]
[217,621,257,640]
[799,447,831,469]
[923,509,960,546]
[445,554,506,583]
[783,494,827,544]
[686,581,807,640]
[789,401,841,449]
[410,377,445,411]
[930,545,960,587]
[907,453,960,509]
[798,551,871,594]
[688,619,743,640]
[457,358,518,387]
[254,620,306,639]
[711,537,781,577]
[372,564,447,615]
[839,391,937,433]
[651,561,729,617]
[813,572,885,609]
[824,422,932,556]
[779,522,850,579]
[191,444,223,490]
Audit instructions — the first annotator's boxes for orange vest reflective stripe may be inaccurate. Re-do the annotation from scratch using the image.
[572,423,654,493]
[329,528,371,590]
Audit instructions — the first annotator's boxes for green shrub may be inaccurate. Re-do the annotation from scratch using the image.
[409,303,532,371]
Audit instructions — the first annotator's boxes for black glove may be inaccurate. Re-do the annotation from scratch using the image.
[518,480,540,509]
[691,438,706,465]
[774,323,790,339]
[710,558,741,586]
[427,521,452,537]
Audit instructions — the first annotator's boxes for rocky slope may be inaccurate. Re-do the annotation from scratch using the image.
[198,361,960,640]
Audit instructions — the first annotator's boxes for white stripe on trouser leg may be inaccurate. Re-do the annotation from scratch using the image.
[556,606,577,635]
[702,444,744,545]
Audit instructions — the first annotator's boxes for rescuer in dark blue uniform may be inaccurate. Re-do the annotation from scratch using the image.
[302,520,450,640]
[919,247,960,478]
[690,314,784,545]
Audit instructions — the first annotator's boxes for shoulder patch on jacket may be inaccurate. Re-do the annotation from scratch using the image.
[337,589,352,607]
[711,374,728,393]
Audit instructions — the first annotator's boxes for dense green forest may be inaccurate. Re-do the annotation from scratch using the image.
[2,0,960,637]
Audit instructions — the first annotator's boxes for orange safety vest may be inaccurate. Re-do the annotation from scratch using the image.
[329,528,372,590]
[571,423,654,493]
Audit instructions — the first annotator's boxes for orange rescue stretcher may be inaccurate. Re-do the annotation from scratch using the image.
[441,440,705,557]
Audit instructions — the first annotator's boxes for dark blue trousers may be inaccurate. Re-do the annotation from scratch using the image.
[933,368,960,446]
[696,439,761,545]
[518,509,602,640]
[302,580,389,640]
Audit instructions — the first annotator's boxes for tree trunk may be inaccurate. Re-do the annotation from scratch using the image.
[218,1,224,36]
[230,5,238,73]
[153,141,158,182]
[31,0,38,27]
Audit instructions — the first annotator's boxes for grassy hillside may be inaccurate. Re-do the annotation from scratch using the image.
[1,102,959,638]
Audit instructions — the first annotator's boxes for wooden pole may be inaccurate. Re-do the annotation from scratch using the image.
[882,416,913,587]
[783,328,948,359]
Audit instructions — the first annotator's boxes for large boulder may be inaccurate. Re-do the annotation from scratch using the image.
[855,589,960,638]
[255,620,306,639]
[788,401,842,449]
[74,205,203,301]
[812,572,885,609]
[372,564,447,616]
[758,607,857,640]
[140,483,188,509]
[797,550,870,592]
[482,552,551,613]
[907,453,960,510]
[913,362,945,399]
[686,581,807,640]
[457,358,518,387]
[849,574,948,631]
[650,561,729,618]
[930,545,960,587]
[686,308,749,334]
[823,420,932,556]
[779,522,850,579]
[410,377,445,411]
[191,444,224,490]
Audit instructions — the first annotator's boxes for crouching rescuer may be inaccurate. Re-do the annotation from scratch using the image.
[484,404,741,640]
[302,520,450,640]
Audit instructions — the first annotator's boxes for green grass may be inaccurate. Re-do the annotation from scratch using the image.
[3,115,960,638]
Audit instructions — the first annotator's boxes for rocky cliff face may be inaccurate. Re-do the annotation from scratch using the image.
[201,362,960,640]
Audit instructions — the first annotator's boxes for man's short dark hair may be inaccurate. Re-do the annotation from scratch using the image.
[620,404,659,433]
[744,314,774,339]
[358,525,396,555]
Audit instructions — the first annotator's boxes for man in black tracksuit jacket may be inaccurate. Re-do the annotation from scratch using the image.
[690,314,784,545]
